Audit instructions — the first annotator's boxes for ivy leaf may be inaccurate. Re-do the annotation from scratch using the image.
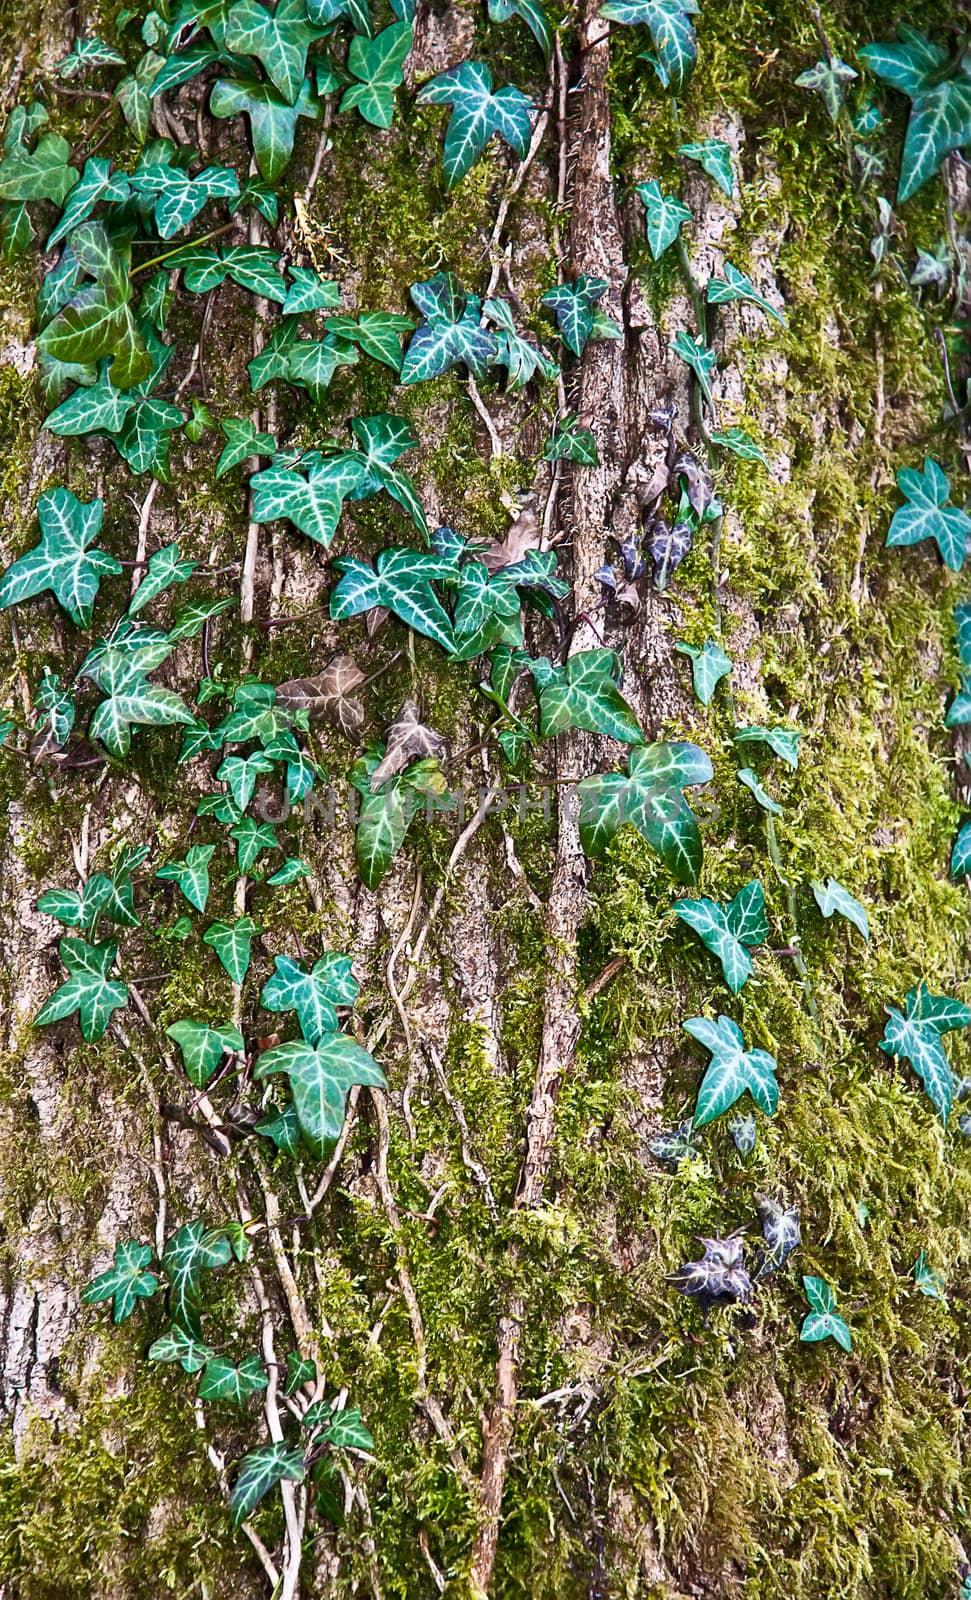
[754,1196,800,1278]
[129,543,197,614]
[148,1326,216,1372]
[541,275,615,357]
[115,49,165,142]
[370,702,447,786]
[678,138,734,196]
[230,1443,306,1526]
[254,1033,385,1152]
[261,952,358,1043]
[531,649,642,744]
[708,426,769,465]
[256,1099,303,1152]
[210,76,319,182]
[47,159,132,249]
[577,740,712,880]
[800,1275,852,1350]
[82,636,194,758]
[302,1401,374,1451]
[811,877,869,941]
[166,1018,245,1088]
[162,1221,233,1338]
[0,132,78,204]
[684,1013,779,1127]
[249,458,347,546]
[794,56,858,120]
[0,489,118,628]
[56,37,128,76]
[951,820,971,879]
[229,816,278,873]
[217,417,277,475]
[706,260,785,324]
[859,28,971,201]
[879,1004,958,1123]
[216,751,274,810]
[734,724,802,768]
[648,1119,700,1168]
[267,857,311,886]
[484,296,557,386]
[225,0,325,102]
[35,937,128,1041]
[417,61,533,186]
[646,513,692,590]
[911,1249,945,1301]
[669,1231,752,1308]
[340,22,413,127]
[129,162,240,238]
[82,1240,159,1324]
[156,844,217,913]
[670,329,716,403]
[675,639,731,705]
[284,1351,317,1394]
[737,765,781,814]
[674,880,767,993]
[331,548,457,653]
[400,272,497,384]
[203,916,259,983]
[281,265,340,314]
[487,0,551,58]
[325,311,413,371]
[636,179,691,259]
[199,1354,269,1403]
[599,0,698,90]
[544,414,598,464]
[728,1110,757,1155]
[885,457,971,572]
[37,223,150,389]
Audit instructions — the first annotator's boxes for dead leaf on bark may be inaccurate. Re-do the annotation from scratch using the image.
[371,701,447,790]
[277,656,366,738]
[482,501,541,572]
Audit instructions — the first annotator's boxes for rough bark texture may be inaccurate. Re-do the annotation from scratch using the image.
[1,0,970,1598]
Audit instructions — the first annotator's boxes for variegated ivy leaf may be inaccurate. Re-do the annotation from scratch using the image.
[951,820,971,879]
[162,1220,233,1338]
[734,724,802,768]
[736,766,781,814]
[911,1249,945,1301]
[648,1119,700,1168]
[811,877,869,941]
[487,0,552,60]
[544,414,598,464]
[225,0,325,102]
[417,61,533,187]
[156,844,217,913]
[281,266,340,315]
[678,138,734,197]
[646,513,691,591]
[230,1443,307,1527]
[129,543,197,614]
[669,1231,752,1308]
[199,1354,269,1403]
[203,916,259,983]
[599,0,698,90]
[800,1275,851,1350]
[47,159,132,249]
[0,489,119,628]
[885,457,971,573]
[254,1031,385,1153]
[675,639,731,705]
[56,36,128,77]
[859,27,971,201]
[794,56,858,120]
[217,417,277,476]
[483,296,557,386]
[129,162,240,238]
[325,312,413,372]
[529,649,642,744]
[670,329,716,403]
[331,547,457,652]
[210,76,319,183]
[35,936,129,1041]
[673,880,768,994]
[167,1018,244,1088]
[636,179,691,259]
[148,1326,215,1371]
[577,740,713,881]
[728,1110,757,1155]
[684,1013,779,1128]
[400,272,497,384]
[261,951,358,1043]
[708,426,769,465]
[302,1400,374,1452]
[706,261,785,324]
[82,1239,159,1324]
[340,22,413,128]
[541,275,619,357]
[878,985,971,1123]
[755,1196,800,1277]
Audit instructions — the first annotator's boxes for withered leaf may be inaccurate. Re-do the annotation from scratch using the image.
[482,503,541,573]
[370,701,447,791]
[277,656,366,739]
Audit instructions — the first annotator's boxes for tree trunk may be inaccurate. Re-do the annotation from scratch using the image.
[0,0,969,1598]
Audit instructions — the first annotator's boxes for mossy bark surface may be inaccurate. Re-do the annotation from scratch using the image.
[0,2,969,1598]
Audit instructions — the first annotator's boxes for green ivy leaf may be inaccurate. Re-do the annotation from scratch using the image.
[82,633,194,758]
[674,880,768,993]
[794,56,858,120]
[483,295,557,386]
[911,1249,945,1301]
[284,1350,317,1393]
[708,426,768,465]
[82,1239,159,1323]
[684,1013,779,1127]
[0,489,118,627]
[129,161,240,238]
[678,138,734,196]
[56,37,128,77]
[217,416,277,476]
[256,1099,303,1152]
[35,936,128,1040]
[859,28,971,201]
[302,1400,374,1451]
[736,765,781,814]
[734,724,802,768]
[417,61,533,186]
[706,260,785,323]
[225,0,325,102]
[400,272,497,383]
[203,916,259,983]
[800,1274,852,1350]
[261,952,358,1043]
[577,740,712,880]
[216,751,274,810]
[281,265,340,314]
[148,1326,216,1371]
[211,75,319,182]
[951,820,971,879]
[230,1442,306,1526]
[339,22,413,127]
[326,311,413,371]
[885,457,971,572]
[531,649,642,743]
[331,548,457,652]
[811,877,869,941]
[675,639,731,704]
[129,543,197,613]
[541,275,617,357]
[166,1018,245,1088]
[37,223,149,389]
[543,413,598,464]
[229,816,278,873]
[0,131,78,204]
[254,1032,385,1152]
[47,159,132,249]
[115,49,165,142]
[670,329,716,403]
[878,992,967,1123]
[487,0,551,56]
[599,0,698,90]
[636,179,691,259]
[162,1220,233,1338]
[199,1354,269,1403]
[267,856,311,886]
[156,844,217,913]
